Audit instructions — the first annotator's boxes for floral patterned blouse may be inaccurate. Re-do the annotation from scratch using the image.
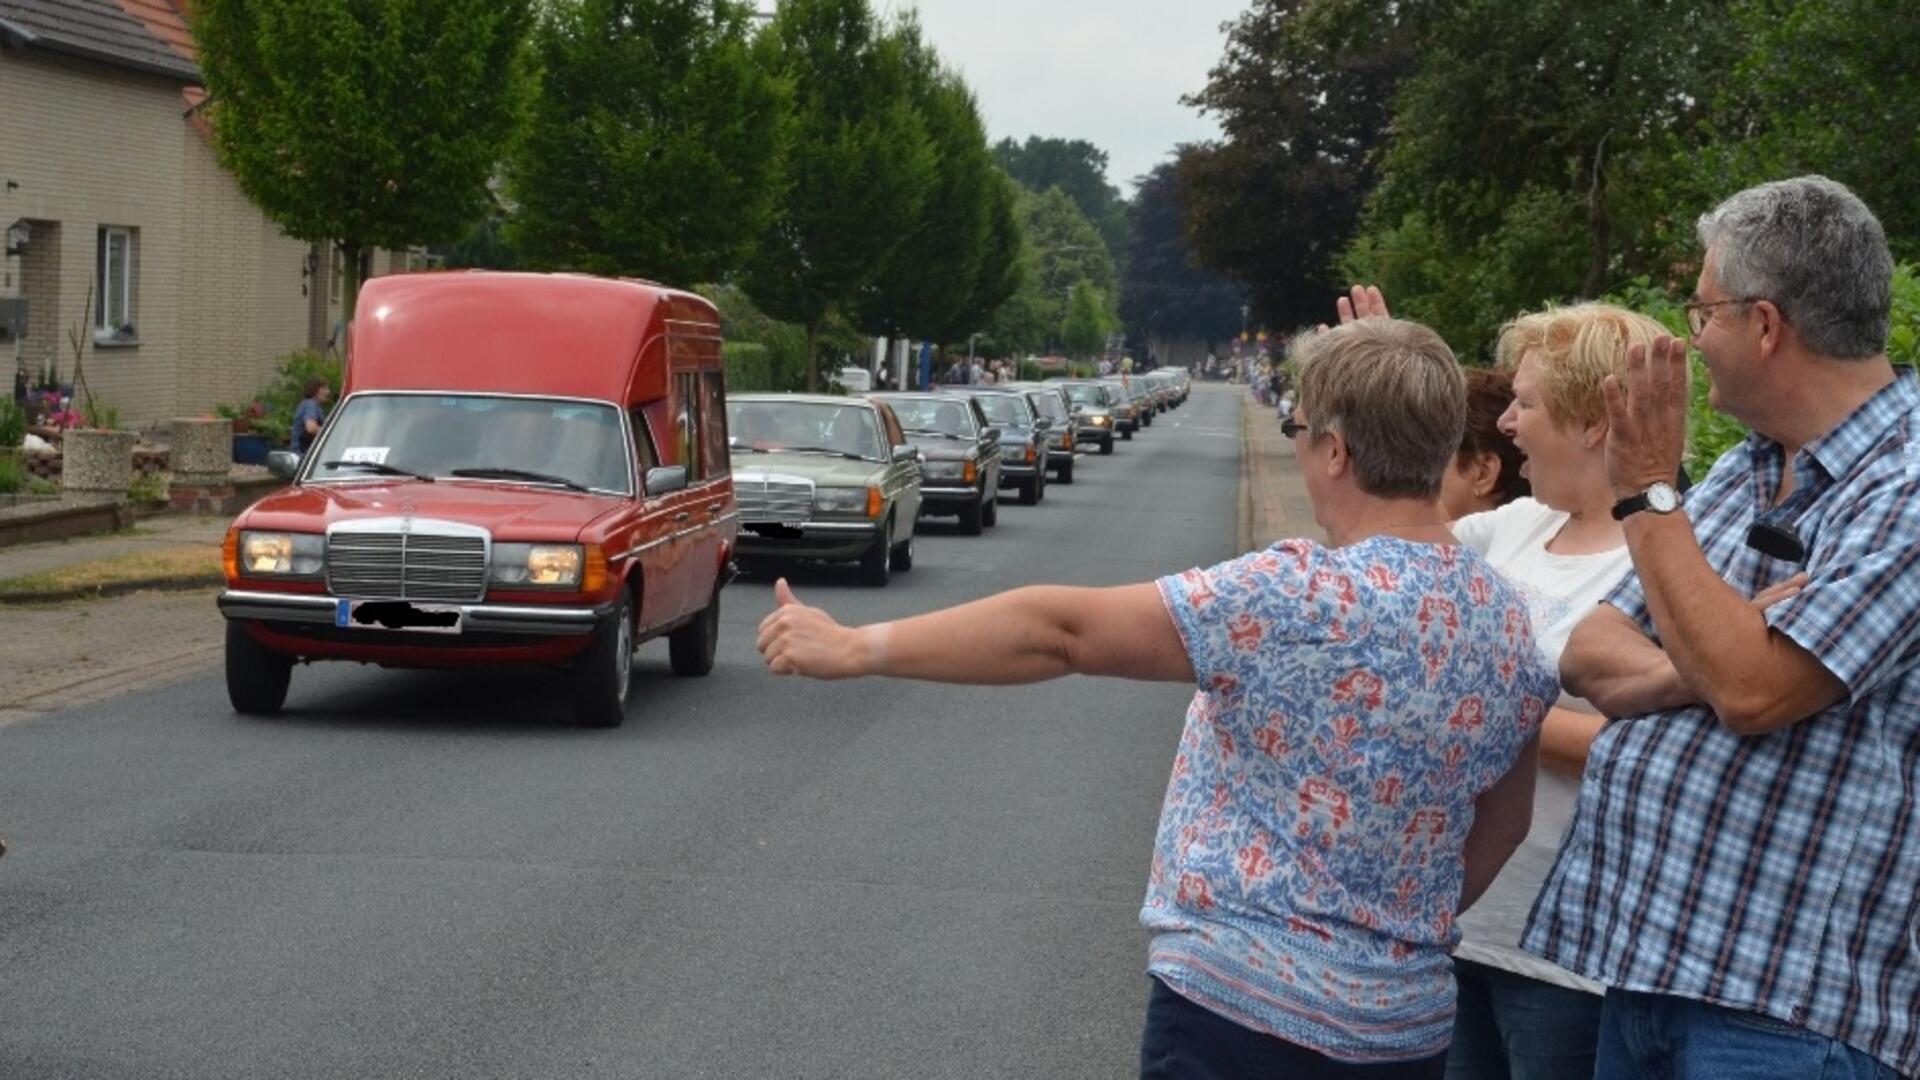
[1148,537,1556,1063]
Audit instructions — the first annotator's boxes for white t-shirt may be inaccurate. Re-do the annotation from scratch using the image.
[1450,497,1632,992]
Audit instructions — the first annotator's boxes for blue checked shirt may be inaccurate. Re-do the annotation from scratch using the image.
[1524,371,1920,1076]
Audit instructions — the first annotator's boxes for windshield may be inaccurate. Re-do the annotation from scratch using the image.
[1028,393,1066,421]
[726,400,886,459]
[969,394,1031,426]
[1061,384,1108,407]
[305,394,631,493]
[881,397,977,437]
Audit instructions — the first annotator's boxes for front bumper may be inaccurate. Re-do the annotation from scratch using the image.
[219,589,614,636]
[735,519,880,561]
[919,484,982,510]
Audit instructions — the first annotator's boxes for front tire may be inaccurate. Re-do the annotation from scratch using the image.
[958,494,984,535]
[1057,458,1074,484]
[1100,435,1114,455]
[225,622,291,715]
[1121,428,1133,441]
[668,588,720,677]
[859,520,893,587]
[982,490,999,527]
[1018,476,1040,505]
[890,530,914,571]
[575,593,634,727]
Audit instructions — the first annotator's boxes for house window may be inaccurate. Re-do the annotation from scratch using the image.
[95,226,136,337]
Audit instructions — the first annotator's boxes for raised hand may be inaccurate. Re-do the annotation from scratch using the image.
[756,578,871,679]
[1602,335,1691,500]
[1318,285,1391,333]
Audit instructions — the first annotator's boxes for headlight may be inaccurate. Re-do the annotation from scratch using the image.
[815,486,880,517]
[922,461,965,482]
[1088,413,1111,425]
[491,542,584,587]
[239,531,324,576]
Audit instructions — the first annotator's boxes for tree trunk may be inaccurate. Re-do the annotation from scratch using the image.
[804,320,818,393]
[1582,134,1612,300]
[341,240,365,326]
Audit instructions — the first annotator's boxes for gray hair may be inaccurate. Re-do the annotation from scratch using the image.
[1293,318,1465,500]
[1696,176,1892,359]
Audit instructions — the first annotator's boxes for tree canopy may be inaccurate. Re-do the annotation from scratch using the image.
[1120,156,1244,347]
[992,135,1129,271]
[191,0,534,320]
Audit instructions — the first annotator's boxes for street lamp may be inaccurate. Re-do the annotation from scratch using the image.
[967,332,981,361]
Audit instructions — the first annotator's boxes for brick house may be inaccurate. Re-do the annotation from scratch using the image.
[0,0,411,428]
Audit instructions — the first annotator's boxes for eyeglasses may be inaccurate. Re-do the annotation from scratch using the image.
[1683,296,1763,337]
[1281,417,1307,438]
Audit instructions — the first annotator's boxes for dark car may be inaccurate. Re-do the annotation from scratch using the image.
[946,387,1050,504]
[868,392,1002,535]
[1003,382,1076,484]
[1044,378,1118,455]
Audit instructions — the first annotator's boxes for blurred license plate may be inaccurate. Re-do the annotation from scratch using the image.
[334,599,463,634]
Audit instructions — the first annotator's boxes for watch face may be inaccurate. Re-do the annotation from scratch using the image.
[1647,483,1681,513]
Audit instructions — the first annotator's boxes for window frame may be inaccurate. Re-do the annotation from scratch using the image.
[95,226,133,335]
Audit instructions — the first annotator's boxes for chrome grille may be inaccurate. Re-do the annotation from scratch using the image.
[735,473,814,525]
[327,523,488,602]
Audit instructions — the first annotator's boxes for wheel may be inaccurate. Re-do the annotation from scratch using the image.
[958,494,984,535]
[1037,471,1047,502]
[982,491,999,527]
[859,519,893,586]
[574,592,634,727]
[1100,435,1114,455]
[1019,476,1040,505]
[1122,428,1133,441]
[225,622,291,715]
[668,588,720,677]
[1057,458,1074,484]
[890,529,914,571]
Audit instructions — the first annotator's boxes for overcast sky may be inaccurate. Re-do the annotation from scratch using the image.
[876,0,1250,196]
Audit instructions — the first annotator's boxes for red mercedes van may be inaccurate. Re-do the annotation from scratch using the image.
[217,272,737,727]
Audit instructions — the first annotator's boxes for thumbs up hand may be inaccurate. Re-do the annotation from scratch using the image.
[758,578,870,679]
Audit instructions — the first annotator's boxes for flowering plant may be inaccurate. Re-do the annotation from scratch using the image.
[44,409,84,430]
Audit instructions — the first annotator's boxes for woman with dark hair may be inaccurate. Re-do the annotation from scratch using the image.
[1440,369,1530,518]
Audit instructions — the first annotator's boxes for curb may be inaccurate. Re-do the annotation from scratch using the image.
[0,572,225,606]
[1237,391,1255,556]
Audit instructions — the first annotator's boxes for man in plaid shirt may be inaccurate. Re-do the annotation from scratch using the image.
[1527,175,1918,1078]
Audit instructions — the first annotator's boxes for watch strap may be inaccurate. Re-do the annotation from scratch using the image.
[1610,493,1651,521]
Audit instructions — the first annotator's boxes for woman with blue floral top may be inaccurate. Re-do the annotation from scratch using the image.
[758,317,1558,1079]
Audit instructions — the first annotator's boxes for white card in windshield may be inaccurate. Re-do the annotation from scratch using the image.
[341,446,390,465]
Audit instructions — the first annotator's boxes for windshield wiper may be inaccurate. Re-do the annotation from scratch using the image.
[450,467,591,493]
[781,446,872,461]
[321,460,435,482]
[904,429,974,441]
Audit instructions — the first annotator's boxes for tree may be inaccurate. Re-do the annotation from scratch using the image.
[745,0,936,390]
[1178,0,1417,332]
[1059,281,1111,359]
[952,170,1028,346]
[982,186,1113,355]
[850,21,995,345]
[991,135,1128,270]
[1120,155,1244,347]
[505,0,788,285]
[192,0,534,321]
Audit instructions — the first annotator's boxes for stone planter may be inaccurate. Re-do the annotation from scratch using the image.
[60,428,137,497]
[169,418,234,486]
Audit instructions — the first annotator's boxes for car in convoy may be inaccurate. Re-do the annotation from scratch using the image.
[867,392,1001,535]
[1099,377,1151,432]
[726,393,922,586]
[1002,382,1076,484]
[945,386,1051,504]
[216,271,736,728]
[1045,378,1120,454]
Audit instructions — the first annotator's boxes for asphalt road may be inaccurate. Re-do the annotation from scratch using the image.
[0,383,1246,1080]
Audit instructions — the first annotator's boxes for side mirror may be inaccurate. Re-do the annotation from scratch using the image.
[980,427,1001,442]
[644,465,688,496]
[266,450,300,480]
[1032,418,1052,431]
[892,444,918,463]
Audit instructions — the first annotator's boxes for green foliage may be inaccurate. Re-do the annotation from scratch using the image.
[506,0,788,286]
[700,284,865,393]
[1120,157,1243,347]
[191,0,535,319]
[744,0,937,388]
[128,471,170,505]
[991,135,1129,272]
[233,350,343,447]
[0,451,22,495]
[0,398,24,448]
[1060,281,1112,358]
[28,476,58,496]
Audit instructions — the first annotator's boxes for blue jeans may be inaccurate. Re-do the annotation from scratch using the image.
[1140,978,1447,1080]
[1594,987,1900,1080]
[1445,959,1602,1080]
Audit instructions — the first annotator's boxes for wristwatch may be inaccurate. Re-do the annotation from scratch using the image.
[1611,481,1681,521]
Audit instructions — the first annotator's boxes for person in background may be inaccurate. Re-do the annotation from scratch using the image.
[1537,175,1917,1079]
[1438,368,1529,519]
[759,316,1557,1079]
[290,377,329,455]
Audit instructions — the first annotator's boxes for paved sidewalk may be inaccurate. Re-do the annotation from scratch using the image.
[1238,388,1320,553]
[0,514,229,584]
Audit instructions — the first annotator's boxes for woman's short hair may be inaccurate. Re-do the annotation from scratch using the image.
[1494,303,1671,430]
[1460,368,1529,505]
[1293,318,1466,501]
[303,376,329,400]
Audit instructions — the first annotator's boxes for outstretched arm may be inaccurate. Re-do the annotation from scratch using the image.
[757,578,1195,685]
